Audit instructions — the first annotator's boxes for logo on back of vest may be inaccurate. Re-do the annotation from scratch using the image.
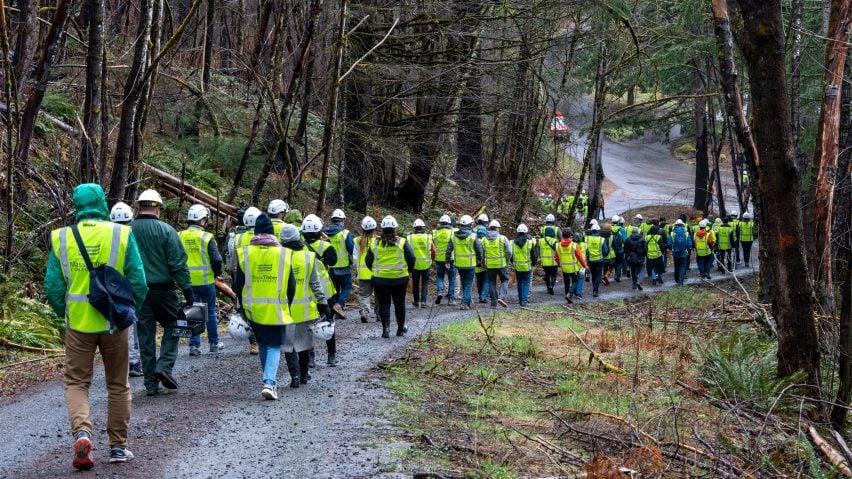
[258,264,273,273]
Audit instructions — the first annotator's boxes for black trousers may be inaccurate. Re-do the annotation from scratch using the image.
[562,272,577,296]
[375,282,407,327]
[543,266,559,291]
[411,269,429,304]
[741,241,753,266]
[589,262,604,295]
[285,351,310,380]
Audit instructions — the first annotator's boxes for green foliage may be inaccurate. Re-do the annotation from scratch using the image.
[474,461,516,479]
[0,282,64,349]
[798,435,828,479]
[697,328,806,414]
[676,143,697,155]
[40,92,77,123]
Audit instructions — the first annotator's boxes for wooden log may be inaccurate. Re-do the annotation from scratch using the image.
[145,163,237,218]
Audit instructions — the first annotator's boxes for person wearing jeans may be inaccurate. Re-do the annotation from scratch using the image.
[555,228,587,303]
[584,224,609,297]
[693,220,715,279]
[473,225,490,302]
[512,224,538,306]
[433,216,457,305]
[323,209,355,318]
[482,221,513,308]
[667,219,693,286]
[448,216,483,310]
[407,220,436,308]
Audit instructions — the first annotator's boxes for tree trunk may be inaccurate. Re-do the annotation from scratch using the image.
[10,0,35,97]
[80,0,104,184]
[790,0,804,171]
[455,75,484,183]
[691,59,709,212]
[190,0,216,137]
[810,0,850,315]
[226,99,263,204]
[708,98,726,216]
[721,0,819,385]
[317,0,348,214]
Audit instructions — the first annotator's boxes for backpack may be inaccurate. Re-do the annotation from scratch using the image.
[672,229,688,256]
[70,225,137,331]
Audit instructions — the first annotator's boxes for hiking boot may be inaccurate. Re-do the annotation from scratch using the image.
[603,276,609,286]
[592,291,599,298]
[300,372,311,384]
[129,362,143,377]
[155,371,178,390]
[359,310,368,323]
[497,299,508,308]
[189,345,201,356]
[564,294,573,304]
[290,377,300,388]
[637,284,643,291]
[249,342,259,355]
[396,325,408,336]
[327,354,338,367]
[209,341,225,353]
[73,431,94,471]
[109,447,134,463]
[435,295,443,305]
[262,384,278,400]
[448,299,457,306]
[413,302,420,308]
[309,351,316,368]
[420,303,427,309]
[381,325,390,339]
[478,298,487,303]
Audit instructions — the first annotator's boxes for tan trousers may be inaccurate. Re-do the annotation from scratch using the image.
[64,328,131,448]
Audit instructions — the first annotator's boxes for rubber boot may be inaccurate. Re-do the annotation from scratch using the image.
[308,349,316,368]
[396,320,408,336]
[381,318,390,338]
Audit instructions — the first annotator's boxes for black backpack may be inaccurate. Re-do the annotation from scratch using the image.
[70,225,137,331]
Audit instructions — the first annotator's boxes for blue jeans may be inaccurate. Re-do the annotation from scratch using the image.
[614,253,625,280]
[330,272,353,309]
[673,256,688,284]
[189,284,219,347]
[575,272,585,296]
[516,271,531,304]
[476,270,489,301]
[258,342,281,386]
[436,262,457,299]
[697,255,713,277]
[458,268,475,305]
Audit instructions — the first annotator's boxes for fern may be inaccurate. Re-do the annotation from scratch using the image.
[0,283,64,349]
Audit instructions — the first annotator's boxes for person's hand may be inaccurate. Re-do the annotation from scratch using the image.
[181,289,195,309]
[318,303,332,319]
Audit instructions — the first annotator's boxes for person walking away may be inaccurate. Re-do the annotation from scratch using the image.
[601,223,616,285]
[46,184,148,469]
[277,224,332,389]
[659,217,670,273]
[512,224,538,306]
[668,219,692,286]
[711,217,722,270]
[323,209,354,319]
[432,215,457,305]
[694,219,715,279]
[612,216,627,281]
[448,215,483,310]
[555,228,587,303]
[407,219,436,308]
[109,202,143,378]
[585,224,609,297]
[645,225,666,285]
[228,207,262,355]
[474,223,490,303]
[179,205,224,356]
[301,214,339,366]
[131,189,194,396]
[716,216,735,272]
[738,212,755,267]
[365,216,416,337]
[728,210,741,264]
[579,190,589,219]
[354,216,378,322]
[624,227,647,290]
[268,199,290,240]
[482,220,514,308]
[539,214,561,295]
[573,232,587,297]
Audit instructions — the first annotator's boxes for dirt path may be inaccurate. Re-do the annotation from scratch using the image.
[0,266,758,478]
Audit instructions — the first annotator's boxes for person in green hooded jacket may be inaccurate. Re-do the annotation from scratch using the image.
[45,183,148,469]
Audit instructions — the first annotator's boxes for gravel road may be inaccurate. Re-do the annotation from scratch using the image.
[0,262,757,479]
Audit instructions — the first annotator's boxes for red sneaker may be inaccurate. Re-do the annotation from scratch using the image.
[73,433,94,470]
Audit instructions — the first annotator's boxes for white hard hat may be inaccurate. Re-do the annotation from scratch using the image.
[539,192,545,197]
[545,214,556,223]
[413,219,426,228]
[301,214,323,233]
[635,214,643,220]
[311,319,335,341]
[582,189,587,194]
[187,204,210,222]
[590,219,599,226]
[228,311,252,341]
[109,202,134,223]
[439,214,451,224]
[137,189,163,205]
[488,219,501,229]
[674,219,685,226]
[611,215,619,223]
[477,214,489,223]
[361,216,377,230]
[742,212,751,219]
[459,215,474,226]
[267,199,289,215]
[516,223,529,234]
[590,223,600,231]
[243,207,262,228]
[730,210,739,218]
[381,215,398,229]
[699,219,709,227]
[331,208,346,220]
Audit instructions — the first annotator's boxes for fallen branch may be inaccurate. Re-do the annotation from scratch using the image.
[0,354,65,369]
[833,430,852,466]
[0,338,63,354]
[503,424,585,466]
[562,321,626,375]
[807,422,852,477]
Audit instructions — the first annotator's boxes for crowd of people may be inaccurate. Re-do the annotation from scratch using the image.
[43,182,756,471]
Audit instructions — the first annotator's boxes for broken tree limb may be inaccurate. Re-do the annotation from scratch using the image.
[562,321,626,375]
[0,338,63,354]
[807,422,852,477]
[146,163,236,218]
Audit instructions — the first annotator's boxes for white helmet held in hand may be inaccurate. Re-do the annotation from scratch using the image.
[590,223,600,231]
[187,204,210,222]
[243,207,262,228]
[590,219,598,226]
[459,215,474,226]
[137,189,163,205]
[516,223,529,234]
[488,219,501,229]
[361,216,377,231]
[545,213,555,223]
[268,199,289,215]
[381,215,398,229]
[439,214,451,224]
[311,319,335,341]
[413,219,426,228]
[331,209,346,220]
[302,214,323,233]
[228,311,252,341]
[110,202,134,223]
[477,213,489,224]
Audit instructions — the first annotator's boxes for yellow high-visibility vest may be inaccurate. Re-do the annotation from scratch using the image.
[739,221,754,242]
[371,238,409,279]
[556,242,582,273]
[717,225,733,250]
[433,228,454,262]
[179,227,214,286]
[328,229,351,268]
[356,236,376,280]
[514,239,534,272]
[647,234,663,259]
[483,236,508,269]
[288,249,318,323]
[586,235,605,262]
[406,233,433,270]
[307,239,337,296]
[238,244,294,325]
[452,234,477,269]
[539,225,559,267]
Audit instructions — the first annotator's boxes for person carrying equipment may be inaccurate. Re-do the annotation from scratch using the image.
[554,228,587,303]
[45,184,148,469]
[322,209,355,318]
[407,219,436,308]
[738,212,755,267]
[179,204,224,356]
[109,202,143,378]
[512,224,538,307]
[448,215,483,310]
[539,214,561,295]
[354,216,378,322]
[267,199,290,240]
[482,220,513,308]
[301,214,339,367]
[433,215,457,305]
[365,216,416,338]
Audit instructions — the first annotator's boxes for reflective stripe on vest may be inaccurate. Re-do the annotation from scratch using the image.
[356,236,376,280]
[539,226,558,267]
[407,233,432,270]
[271,220,288,243]
[647,234,663,259]
[605,236,616,260]
[328,229,351,268]
[718,226,732,250]
[514,239,533,272]
[240,245,293,325]
[739,221,754,242]
[452,234,477,268]
[289,249,317,323]
[371,238,409,279]
[433,229,453,262]
[556,242,580,273]
[53,221,129,333]
[235,231,255,251]
[586,236,604,262]
[179,228,214,286]
[307,239,336,295]
[483,236,507,269]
